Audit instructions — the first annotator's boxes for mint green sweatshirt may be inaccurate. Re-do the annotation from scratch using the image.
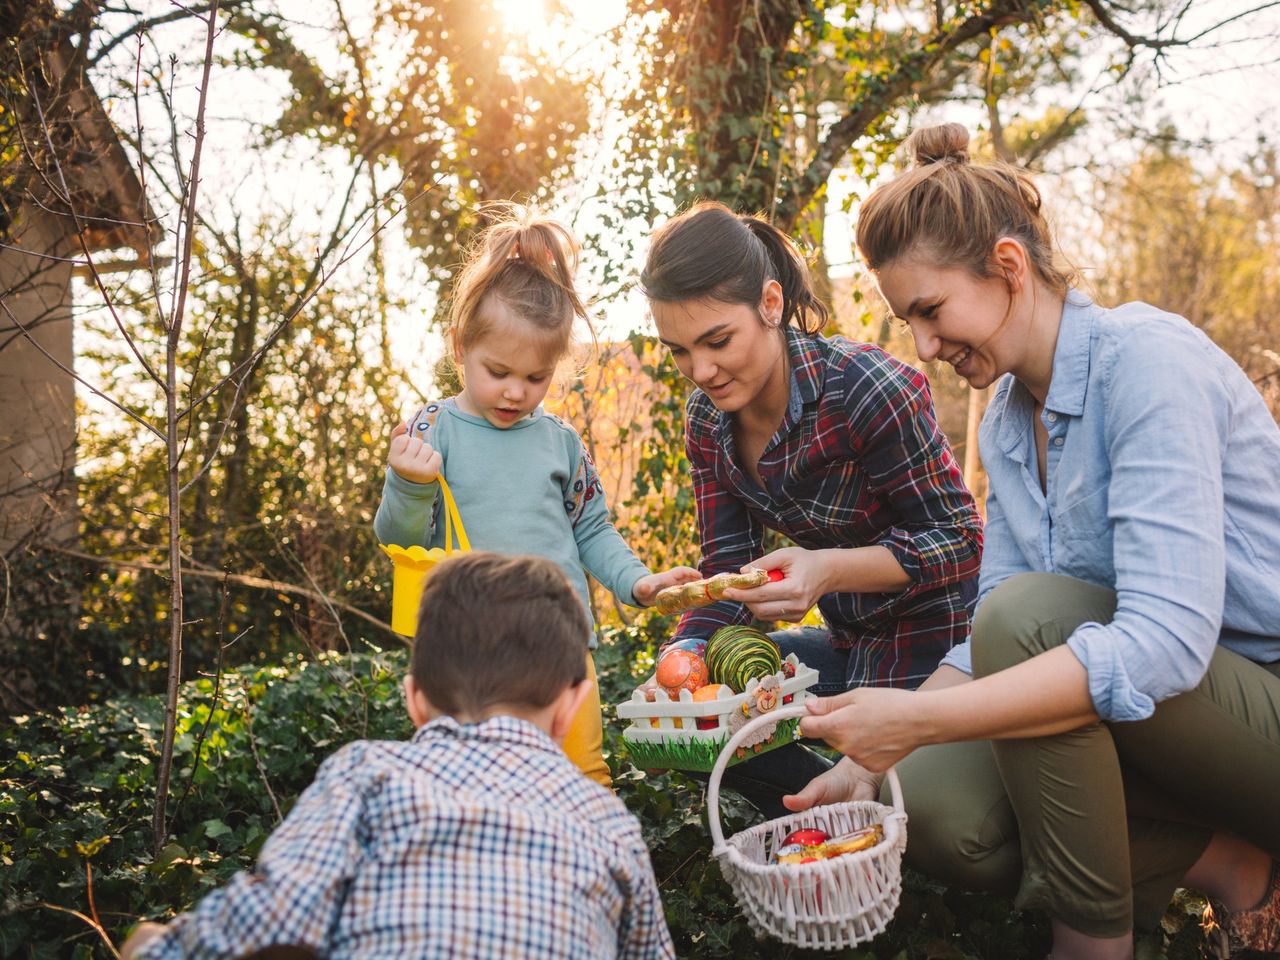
[374,399,650,644]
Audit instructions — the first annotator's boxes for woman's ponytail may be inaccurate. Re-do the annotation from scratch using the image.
[641,201,828,335]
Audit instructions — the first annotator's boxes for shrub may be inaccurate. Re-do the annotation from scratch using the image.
[2,626,1213,958]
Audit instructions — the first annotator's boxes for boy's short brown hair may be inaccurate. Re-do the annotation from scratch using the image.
[413,552,589,716]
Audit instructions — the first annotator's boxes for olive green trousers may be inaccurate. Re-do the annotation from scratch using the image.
[891,573,1280,937]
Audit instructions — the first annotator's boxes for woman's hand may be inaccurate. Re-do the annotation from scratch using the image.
[387,421,443,484]
[719,546,830,622]
[799,687,926,772]
[783,756,883,811]
[631,566,702,607]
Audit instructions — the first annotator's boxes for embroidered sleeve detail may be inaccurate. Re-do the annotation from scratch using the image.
[565,443,605,525]
[408,401,446,442]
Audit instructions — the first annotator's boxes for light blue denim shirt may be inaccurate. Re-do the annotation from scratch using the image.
[941,291,1280,721]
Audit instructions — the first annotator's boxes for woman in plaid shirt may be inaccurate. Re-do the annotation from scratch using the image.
[639,201,983,813]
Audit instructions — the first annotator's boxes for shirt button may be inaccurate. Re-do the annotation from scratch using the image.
[1046,412,1058,423]
[1053,436,1064,446]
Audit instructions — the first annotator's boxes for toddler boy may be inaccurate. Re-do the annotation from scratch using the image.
[124,552,674,959]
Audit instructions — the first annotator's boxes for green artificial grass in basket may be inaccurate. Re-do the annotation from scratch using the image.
[624,716,802,773]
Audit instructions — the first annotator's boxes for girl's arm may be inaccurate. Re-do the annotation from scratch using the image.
[374,405,444,548]
[564,432,652,605]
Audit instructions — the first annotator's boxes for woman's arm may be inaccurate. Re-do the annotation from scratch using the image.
[800,648,1096,772]
[784,663,976,809]
[1059,323,1230,721]
[846,350,983,591]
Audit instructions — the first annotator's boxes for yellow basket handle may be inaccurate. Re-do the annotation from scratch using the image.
[437,474,471,553]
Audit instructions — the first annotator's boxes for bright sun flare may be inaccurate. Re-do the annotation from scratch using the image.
[491,0,626,54]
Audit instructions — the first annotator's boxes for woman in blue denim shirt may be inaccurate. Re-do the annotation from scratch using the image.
[788,123,1280,959]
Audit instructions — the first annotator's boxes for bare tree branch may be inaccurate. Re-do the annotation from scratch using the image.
[88,0,254,65]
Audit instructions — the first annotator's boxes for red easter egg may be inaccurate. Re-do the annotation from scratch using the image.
[783,828,830,847]
[655,650,709,696]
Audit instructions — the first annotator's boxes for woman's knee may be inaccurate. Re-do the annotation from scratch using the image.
[971,573,1117,678]
[893,742,1021,896]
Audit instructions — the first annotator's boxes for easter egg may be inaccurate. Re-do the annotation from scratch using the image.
[691,682,729,729]
[783,828,829,847]
[705,625,782,691]
[692,682,729,701]
[655,649,708,696]
[661,637,708,660]
[772,842,805,862]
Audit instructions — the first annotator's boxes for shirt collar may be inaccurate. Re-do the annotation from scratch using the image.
[412,713,560,755]
[787,326,824,410]
[995,289,1097,457]
[1043,288,1099,418]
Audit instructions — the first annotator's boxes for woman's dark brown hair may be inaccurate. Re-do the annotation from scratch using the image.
[640,201,829,334]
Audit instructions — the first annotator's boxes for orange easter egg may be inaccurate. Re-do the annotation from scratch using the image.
[692,683,728,702]
[655,650,708,696]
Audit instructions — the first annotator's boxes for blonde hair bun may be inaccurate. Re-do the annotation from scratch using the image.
[906,123,970,167]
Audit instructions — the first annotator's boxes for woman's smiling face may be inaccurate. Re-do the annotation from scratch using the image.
[651,286,787,414]
[874,253,1019,390]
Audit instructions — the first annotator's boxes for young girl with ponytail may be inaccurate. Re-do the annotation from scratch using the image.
[375,207,699,788]
[639,201,983,814]
[790,123,1280,959]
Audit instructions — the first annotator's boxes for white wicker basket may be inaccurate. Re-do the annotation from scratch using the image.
[707,704,908,951]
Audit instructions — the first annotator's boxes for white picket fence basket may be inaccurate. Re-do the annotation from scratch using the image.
[707,704,909,951]
[615,655,818,771]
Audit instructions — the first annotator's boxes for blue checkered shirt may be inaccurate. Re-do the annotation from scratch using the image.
[138,716,674,959]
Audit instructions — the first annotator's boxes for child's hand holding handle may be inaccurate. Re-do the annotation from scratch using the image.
[388,421,443,484]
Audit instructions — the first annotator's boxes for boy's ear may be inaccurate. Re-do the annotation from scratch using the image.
[403,674,433,728]
[548,678,593,745]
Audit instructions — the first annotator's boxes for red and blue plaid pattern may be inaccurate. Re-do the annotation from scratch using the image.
[676,329,982,688]
[137,717,674,960]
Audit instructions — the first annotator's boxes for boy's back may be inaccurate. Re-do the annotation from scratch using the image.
[126,552,675,960]
[137,714,671,959]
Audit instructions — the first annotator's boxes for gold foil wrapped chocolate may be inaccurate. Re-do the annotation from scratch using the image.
[653,568,770,616]
[772,825,884,865]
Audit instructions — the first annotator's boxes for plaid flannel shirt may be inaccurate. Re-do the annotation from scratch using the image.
[676,328,982,688]
[138,716,674,960]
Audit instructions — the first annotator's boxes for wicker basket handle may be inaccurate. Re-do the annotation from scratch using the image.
[706,703,904,855]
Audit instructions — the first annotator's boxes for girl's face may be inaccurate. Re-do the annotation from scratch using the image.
[651,284,786,414]
[456,313,558,429]
[874,254,1020,390]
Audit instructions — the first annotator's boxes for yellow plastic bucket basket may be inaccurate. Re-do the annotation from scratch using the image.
[379,475,471,637]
